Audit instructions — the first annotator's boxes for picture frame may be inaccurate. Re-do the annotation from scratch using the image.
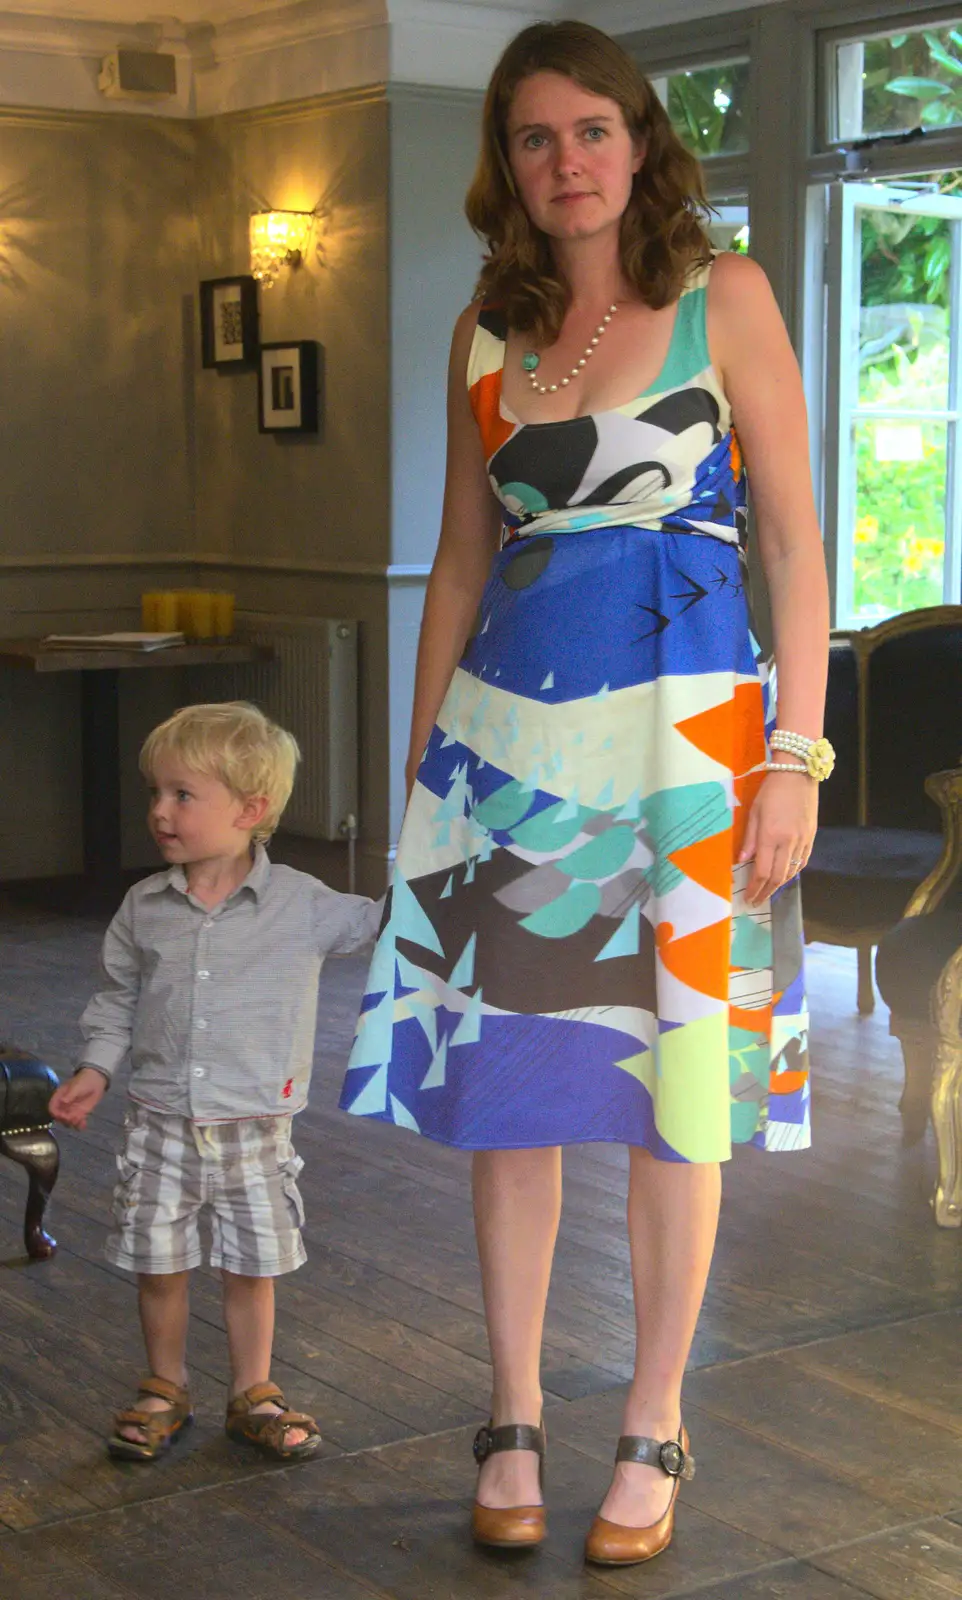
[258,341,319,434]
[199,275,259,370]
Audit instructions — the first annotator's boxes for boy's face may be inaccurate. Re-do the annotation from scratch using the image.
[146,757,265,867]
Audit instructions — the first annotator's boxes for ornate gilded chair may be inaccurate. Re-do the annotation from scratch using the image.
[802,606,962,1013]
[0,1047,60,1259]
[875,767,962,1227]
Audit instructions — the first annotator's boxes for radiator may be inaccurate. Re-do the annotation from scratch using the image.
[186,614,358,842]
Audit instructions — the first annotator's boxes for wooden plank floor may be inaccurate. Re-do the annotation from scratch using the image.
[1,893,961,1598]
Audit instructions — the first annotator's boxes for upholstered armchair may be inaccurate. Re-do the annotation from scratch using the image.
[875,768,962,1227]
[802,606,962,1013]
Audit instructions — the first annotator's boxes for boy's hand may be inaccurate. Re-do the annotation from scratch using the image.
[49,1067,108,1130]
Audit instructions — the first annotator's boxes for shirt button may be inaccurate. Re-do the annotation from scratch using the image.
[197,970,210,980]
[193,1067,204,1077]
[195,1019,208,1030]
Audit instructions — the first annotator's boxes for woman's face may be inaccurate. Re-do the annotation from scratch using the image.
[505,70,644,245]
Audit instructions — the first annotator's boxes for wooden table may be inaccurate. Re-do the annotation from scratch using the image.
[0,639,274,878]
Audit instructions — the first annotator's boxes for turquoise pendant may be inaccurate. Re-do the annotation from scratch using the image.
[521,351,540,372]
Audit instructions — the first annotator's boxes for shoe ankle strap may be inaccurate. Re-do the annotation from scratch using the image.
[616,1432,695,1480]
[473,1421,545,1466]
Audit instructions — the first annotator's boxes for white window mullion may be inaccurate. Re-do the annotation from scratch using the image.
[945,216,962,604]
[824,181,860,625]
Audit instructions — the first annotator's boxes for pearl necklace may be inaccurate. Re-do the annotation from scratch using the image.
[522,303,619,395]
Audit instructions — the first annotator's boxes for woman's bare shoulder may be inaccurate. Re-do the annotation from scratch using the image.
[449,299,484,374]
[708,250,775,311]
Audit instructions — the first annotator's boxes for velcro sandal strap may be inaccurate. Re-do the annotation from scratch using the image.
[473,1420,545,1466]
[137,1375,188,1406]
[230,1381,285,1414]
[616,1433,695,1480]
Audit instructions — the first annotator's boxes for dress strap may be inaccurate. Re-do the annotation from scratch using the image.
[466,301,509,393]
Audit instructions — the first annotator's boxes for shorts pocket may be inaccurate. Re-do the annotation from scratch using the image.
[111,1149,144,1227]
[279,1150,306,1230]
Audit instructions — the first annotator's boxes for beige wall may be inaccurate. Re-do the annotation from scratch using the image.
[0,108,198,568]
[0,88,394,885]
[194,91,390,570]
[0,107,200,876]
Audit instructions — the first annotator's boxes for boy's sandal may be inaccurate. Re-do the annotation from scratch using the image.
[225,1381,322,1461]
[107,1375,193,1462]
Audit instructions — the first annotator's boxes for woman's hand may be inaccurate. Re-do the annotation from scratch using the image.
[739,770,818,907]
[49,1066,108,1130]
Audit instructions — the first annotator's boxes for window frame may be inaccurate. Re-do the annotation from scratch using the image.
[621,13,754,202]
[816,5,962,157]
[824,181,962,623]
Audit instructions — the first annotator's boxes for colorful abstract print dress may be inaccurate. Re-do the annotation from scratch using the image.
[340,258,811,1161]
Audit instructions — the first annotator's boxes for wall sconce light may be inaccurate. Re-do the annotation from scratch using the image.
[249,210,314,288]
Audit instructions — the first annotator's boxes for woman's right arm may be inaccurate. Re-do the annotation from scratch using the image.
[405,304,504,796]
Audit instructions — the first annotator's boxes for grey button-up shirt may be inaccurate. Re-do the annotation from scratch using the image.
[78,847,381,1122]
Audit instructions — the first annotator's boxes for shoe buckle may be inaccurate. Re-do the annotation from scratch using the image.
[658,1439,686,1477]
[472,1425,492,1465]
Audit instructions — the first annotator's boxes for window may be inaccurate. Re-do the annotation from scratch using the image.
[833,21,962,143]
[824,179,962,624]
[650,59,750,158]
[707,202,749,254]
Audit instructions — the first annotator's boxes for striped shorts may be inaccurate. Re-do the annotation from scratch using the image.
[106,1102,307,1278]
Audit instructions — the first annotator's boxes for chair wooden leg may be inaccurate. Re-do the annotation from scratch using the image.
[890,1018,935,1147]
[857,943,876,1015]
[931,948,962,1229]
[0,1129,59,1259]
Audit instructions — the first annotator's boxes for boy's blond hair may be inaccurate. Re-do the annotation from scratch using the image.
[140,702,300,844]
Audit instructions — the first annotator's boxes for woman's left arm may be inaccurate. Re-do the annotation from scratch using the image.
[709,251,831,906]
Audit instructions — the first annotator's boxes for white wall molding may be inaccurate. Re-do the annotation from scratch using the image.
[209,0,385,64]
[0,0,557,113]
[0,8,199,113]
[0,10,152,57]
[387,77,482,106]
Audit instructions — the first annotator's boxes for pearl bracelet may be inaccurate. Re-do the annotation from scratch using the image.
[771,731,816,754]
[764,761,813,775]
[769,731,836,782]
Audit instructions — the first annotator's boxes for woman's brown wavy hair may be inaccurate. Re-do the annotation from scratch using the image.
[465,20,713,342]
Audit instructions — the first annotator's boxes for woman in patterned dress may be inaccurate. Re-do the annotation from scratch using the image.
[340,20,829,1564]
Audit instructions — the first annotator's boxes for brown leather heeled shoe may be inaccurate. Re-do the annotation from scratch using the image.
[584,1426,694,1567]
[471,1419,546,1549]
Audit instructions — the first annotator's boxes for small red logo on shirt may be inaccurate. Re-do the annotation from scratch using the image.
[282,1078,293,1099]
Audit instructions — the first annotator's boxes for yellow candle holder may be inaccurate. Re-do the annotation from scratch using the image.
[211,592,235,641]
[181,590,215,640]
[154,591,180,632]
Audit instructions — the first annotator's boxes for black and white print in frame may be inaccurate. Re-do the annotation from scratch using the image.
[258,341,319,433]
[199,275,259,369]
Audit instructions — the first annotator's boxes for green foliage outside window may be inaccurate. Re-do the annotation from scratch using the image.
[664,62,749,157]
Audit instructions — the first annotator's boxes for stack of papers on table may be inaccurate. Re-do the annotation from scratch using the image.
[43,632,186,652]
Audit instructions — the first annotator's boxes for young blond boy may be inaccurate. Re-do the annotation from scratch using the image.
[50,702,381,1462]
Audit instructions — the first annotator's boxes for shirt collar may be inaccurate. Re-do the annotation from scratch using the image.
[142,843,272,903]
